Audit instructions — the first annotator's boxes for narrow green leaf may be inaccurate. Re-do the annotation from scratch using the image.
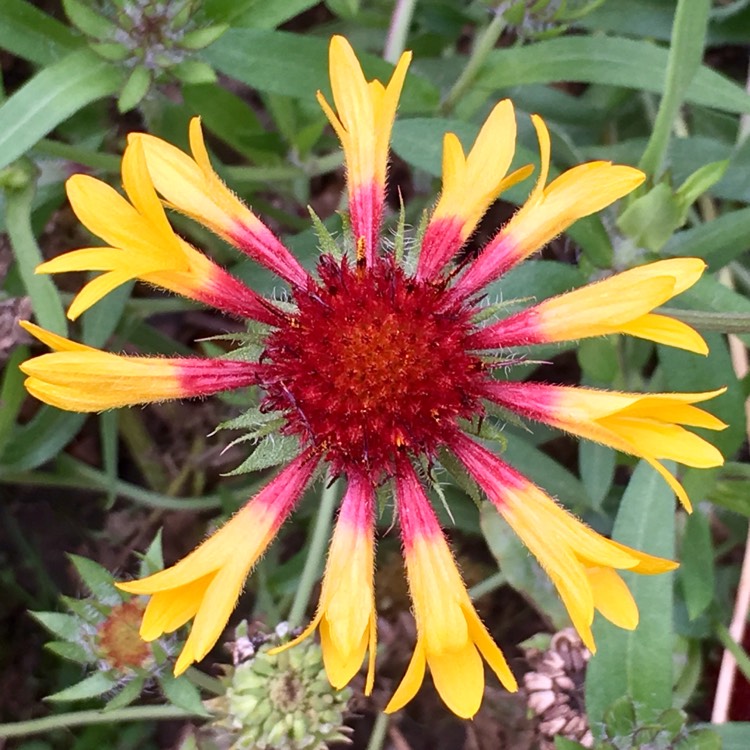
[680,510,715,620]
[62,0,118,39]
[0,407,86,472]
[664,207,750,270]
[578,441,616,510]
[474,36,750,114]
[639,0,711,178]
[0,0,80,65]
[118,66,151,113]
[5,181,67,336]
[46,672,117,702]
[0,49,122,171]
[585,461,676,731]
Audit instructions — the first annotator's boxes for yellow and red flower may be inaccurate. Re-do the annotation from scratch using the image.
[21,35,726,717]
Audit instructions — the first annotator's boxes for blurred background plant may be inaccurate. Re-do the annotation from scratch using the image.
[1,0,750,748]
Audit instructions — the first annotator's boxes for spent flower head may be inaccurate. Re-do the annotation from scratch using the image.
[21,36,726,717]
[205,622,352,750]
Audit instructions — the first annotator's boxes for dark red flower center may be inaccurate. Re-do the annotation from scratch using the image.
[261,256,486,477]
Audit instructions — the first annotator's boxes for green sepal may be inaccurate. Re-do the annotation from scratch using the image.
[90,42,130,62]
[104,675,146,711]
[118,65,152,112]
[30,611,81,641]
[308,205,342,259]
[180,24,229,51]
[159,671,211,716]
[63,0,117,39]
[172,60,218,85]
[223,433,299,476]
[45,640,91,664]
[68,554,120,600]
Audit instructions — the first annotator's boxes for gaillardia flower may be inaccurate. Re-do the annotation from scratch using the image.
[21,36,725,718]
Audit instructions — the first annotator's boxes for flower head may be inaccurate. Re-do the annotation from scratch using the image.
[22,36,725,717]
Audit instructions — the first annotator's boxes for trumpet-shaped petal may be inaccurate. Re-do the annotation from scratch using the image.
[19,322,262,411]
[42,141,280,325]
[117,451,317,675]
[386,462,516,718]
[450,432,677,651]
[484,381,726,511]
[318,35,411,264]
[454,116,645,298]
[269,473,377,693]
[417,101,533,280]
[470,258,708,355]
[130,119,309,288]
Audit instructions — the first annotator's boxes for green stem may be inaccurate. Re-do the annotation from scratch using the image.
[5,178,68,336]
[365,712,390,750]
[384,0,418,63]
[469,571,506,600]
[0,705,199,739]
[287,477,339,628]
[637,0,710,181]
[185,667,225,696]
[3,454,223,511]
[34,139,121,172]
[441,8,506,114]
[225,152,343,184]
[658,307,750,334]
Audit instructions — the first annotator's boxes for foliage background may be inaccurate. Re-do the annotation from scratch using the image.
[1,0,750,748]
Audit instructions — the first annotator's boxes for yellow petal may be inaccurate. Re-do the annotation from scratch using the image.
[587,567,639,629]
[20,321,93,353]
[385,641,427,714]
[463,604,517,691]
[319,616,369,688]
[428,641,485,719]
[139,575,212,640]
[618,314,709,354]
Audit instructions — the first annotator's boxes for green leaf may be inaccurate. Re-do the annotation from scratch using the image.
[0,49,123,171]
[5,181,67,336]
[139,530,164,577]
[159,672,210,716]
[0,408,86,472]
[474,36,750,114]
[713,723,750,750]
[202,30,438,113]
[480,503,570,629]
[579,441,616,510]
[181,24,229,50]
[680,509,715,620]
[585,461,676,732]
[659,330,745,458]
[0,0,80,65]
[30,611,81,641]
[664,206,750,271]
[46,671,117,702]
[554,739,587,750]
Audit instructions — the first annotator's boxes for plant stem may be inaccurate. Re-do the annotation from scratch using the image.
[0,705,199,739]
[441,8,506,114]
[186,667,225,696]
[287,477,339,628]
[658,307,750,334]
[469,570,506,600]
[384,0,418,63]
[365,712,390,750]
